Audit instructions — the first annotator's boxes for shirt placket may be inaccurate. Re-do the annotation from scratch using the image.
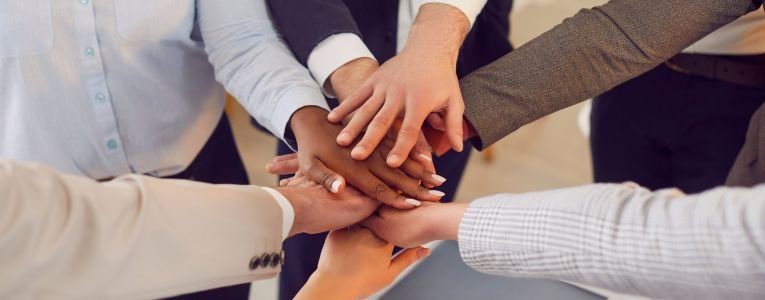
[74,0,133,176]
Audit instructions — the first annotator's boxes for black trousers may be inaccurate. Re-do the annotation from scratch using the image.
[591,63,765,193]
[276,140,471,300]
[162,114,252,300]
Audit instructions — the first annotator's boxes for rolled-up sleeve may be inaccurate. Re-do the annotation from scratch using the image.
[198,0,329,143]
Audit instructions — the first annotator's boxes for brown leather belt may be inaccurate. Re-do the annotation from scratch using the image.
[665,53,765,90]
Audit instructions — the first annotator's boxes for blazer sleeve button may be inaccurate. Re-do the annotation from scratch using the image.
[260,253,272,268]
[249,256,261,270]
[270,253,281,267]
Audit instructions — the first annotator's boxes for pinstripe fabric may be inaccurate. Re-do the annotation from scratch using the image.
[458,184,765,299]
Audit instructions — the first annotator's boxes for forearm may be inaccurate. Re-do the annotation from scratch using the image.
[404,3,471,65]
[199,0,328,142]
[461,0,762,149]
[0,161,283,298]
[458,184,765,299]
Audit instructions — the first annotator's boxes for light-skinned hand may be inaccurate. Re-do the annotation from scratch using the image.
[295,226,430,299]
[326,4,471,168]
[331,58,438,173]
[362,202,468,248]
[276,175,380,236]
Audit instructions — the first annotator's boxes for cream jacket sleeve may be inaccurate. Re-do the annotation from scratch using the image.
[0,160,285,300]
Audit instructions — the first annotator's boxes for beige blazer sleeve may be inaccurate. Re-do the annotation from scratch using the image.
[0,160,284,299]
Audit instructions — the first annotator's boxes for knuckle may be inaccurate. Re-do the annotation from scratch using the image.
[358,102,377,116]
[374,183,388,196]
[399,126,419,138]
[369,119,390,132]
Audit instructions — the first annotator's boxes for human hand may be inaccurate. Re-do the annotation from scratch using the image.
[362,202,468,248]
[295,226,430,299]
[422,116,477,156]
[331,57,437,173]
[277,175,380,236]
[326,4,470,168]
[274,107,446,209]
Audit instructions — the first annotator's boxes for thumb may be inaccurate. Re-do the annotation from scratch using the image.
[445,100,465,152]
[389,247,430,278]
[305,159,346,194]
[265,155,300,175]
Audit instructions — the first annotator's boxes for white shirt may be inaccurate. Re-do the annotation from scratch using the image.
[684,8,765,54]
[0,160,294,299]
[306,0,488,97]
[459,183,765,299]
[0,0,328,179]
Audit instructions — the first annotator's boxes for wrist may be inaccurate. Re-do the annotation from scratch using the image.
[427,203,468,241]
[404,3,469,63]
[274,187,304,237]
[289,106,331,139]
[329,57,379,102]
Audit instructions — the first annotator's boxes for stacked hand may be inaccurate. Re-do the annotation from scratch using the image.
[277,174,379,236]
[296,227,430,299]
[273,106,445,209]
[362,202,467,248]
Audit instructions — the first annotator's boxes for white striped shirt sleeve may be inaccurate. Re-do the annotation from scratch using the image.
[458,183,765,299]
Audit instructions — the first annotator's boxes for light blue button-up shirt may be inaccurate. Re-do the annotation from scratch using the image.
[0,0,328,179]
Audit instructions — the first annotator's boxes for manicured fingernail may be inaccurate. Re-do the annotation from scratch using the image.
[351,146,366,157]
[432,174,447,183]
[387,154,401,166]
[417,247,431,259]
[418,153,432,162]
[405,198,421,207]
[330,180,341,193]
[429,190,445,197]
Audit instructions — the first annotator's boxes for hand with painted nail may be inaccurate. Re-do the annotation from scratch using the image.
[275,106,446,209]
[362,202,468,248]
[326,4,470,168]
[295,226,430,300]
[277,176,380,237]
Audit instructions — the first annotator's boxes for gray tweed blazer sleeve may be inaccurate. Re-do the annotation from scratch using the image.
[460,0,763,149]
[458,183,765,299]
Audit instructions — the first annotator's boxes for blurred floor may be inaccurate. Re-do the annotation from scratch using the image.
[227,0,651,299]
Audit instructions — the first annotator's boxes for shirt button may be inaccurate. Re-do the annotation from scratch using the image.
[84,47,95,57]
[95,93,106,103]
[79,0,90,4]
[107,139,118,150]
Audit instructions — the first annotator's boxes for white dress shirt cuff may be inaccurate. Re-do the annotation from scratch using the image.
[419,0,487,26]
[270,86,330,150]
[307,33,377,98]
[260,187,295,240]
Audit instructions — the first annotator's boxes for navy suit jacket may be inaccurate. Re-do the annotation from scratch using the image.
[266,0,513,78]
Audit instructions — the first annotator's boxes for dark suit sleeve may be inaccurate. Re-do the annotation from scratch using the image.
[460,0,763,150]
[267,0,362,65]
